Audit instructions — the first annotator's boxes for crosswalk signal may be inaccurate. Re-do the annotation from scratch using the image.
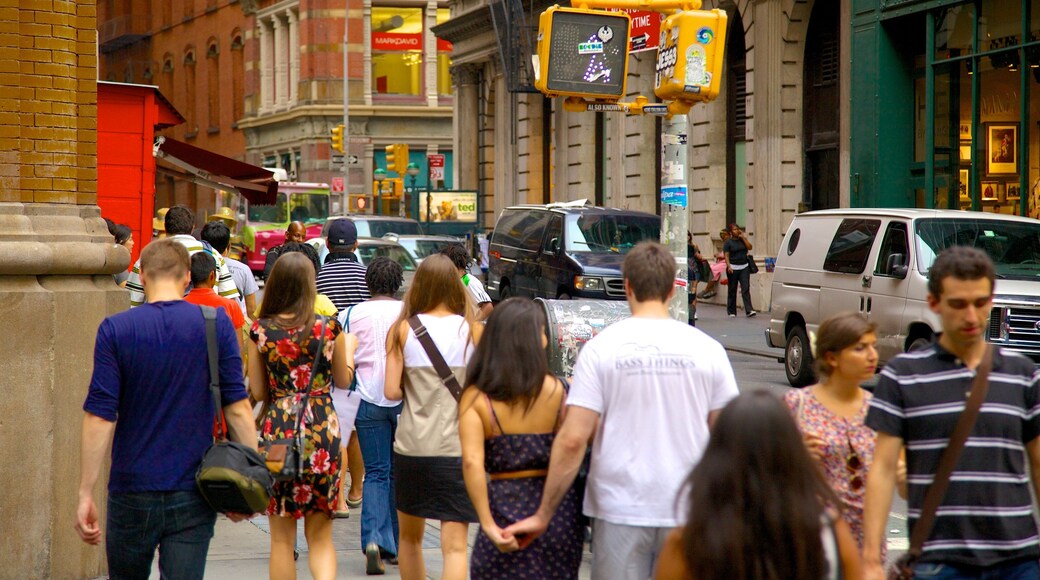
[654,9,728,103]
[385,143,409,175]
[330,124,345,153]
[535,6,631,100]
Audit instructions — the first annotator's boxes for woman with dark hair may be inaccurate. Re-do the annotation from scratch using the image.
[104,218,134,286]
[723,223,756,317]
[247,252,358,580]
[459,297,583,579]
[384,254,483,580]
[339,256,406,574]
[783,312,905,551]
[654,391,862,579]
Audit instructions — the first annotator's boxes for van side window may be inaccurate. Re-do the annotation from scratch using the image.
[823,219,882,274]
[543,215,563,253]
[787,228,801,256]
[518,212,552,251]
[875,222,910,278]
[491,210,528,248]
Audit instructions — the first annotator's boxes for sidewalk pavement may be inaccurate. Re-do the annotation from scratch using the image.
[191,304,775,579]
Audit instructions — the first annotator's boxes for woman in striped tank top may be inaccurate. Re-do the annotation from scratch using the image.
[384,254,483,580]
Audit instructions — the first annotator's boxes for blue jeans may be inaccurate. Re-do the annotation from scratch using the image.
[106,489,217,580]
[355,399,403,556]
[913,559,1040,580]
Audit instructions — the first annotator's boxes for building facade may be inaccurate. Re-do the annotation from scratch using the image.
[237,0,455,213]
[436,0,852,307]
[850,0,1039,217]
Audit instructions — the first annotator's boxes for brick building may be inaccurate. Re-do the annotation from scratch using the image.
[97,0,251,213]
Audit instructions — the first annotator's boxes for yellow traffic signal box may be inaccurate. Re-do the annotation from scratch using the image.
[654,9,728,103]
[385,143,409,175]
[330,124,345,153]
[535,6,630,100]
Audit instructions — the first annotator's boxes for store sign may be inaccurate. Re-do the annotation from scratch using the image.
[420,191,478,223]
[372,32,422,51]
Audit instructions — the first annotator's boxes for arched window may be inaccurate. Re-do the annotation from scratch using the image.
[230,31,245,123]
[206,39,220,131]
[184,48,198,135]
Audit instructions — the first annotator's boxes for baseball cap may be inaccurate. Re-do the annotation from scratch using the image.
[326,218,358,247]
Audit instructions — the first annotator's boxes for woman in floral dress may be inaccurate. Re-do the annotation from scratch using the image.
[783,312,904,551]
[248,252,357,580]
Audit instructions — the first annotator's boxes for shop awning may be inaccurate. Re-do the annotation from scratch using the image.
[153,136,277,205]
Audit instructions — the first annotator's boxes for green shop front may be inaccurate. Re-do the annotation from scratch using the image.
[851,0,1039,216]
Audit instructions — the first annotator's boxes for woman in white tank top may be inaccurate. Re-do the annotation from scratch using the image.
[384,254,483,580]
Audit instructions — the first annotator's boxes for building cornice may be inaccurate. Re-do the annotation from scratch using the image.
[237,104,454,130]
[431,5,492,44]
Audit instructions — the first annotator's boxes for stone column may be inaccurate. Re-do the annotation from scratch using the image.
[451,63,480,191]
[424,0,438,106]
[362,0,373,106]
[0,0,130,577]
[286,9,300,106]
[258,20,273,112]
[273,14,288,108]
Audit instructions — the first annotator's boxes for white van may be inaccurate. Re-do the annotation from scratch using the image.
[767,208,1040,387]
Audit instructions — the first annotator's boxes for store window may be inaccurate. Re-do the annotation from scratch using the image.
[436,8,453,97]
[918,0,1039,216]
[371,6,424,97]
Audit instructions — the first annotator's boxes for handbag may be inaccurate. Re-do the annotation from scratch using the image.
[888,345,993,580]
[262,316,329,481]
[747,255,759,274]
[195,306,275,515]
[406,315,463,402]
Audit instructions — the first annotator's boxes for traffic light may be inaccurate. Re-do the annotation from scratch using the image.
[654,9,728,103]
[330,124,345,153]
[385,143,409,175]
[535,6,631,100]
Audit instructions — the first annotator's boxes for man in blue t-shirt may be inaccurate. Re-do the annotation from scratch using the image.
[75,239,257,579]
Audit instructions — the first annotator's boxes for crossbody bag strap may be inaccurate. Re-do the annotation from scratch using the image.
[291,316,329,437]
[344,305,358,391]
[406,315,463,402]
[907,344,993,559]
[200,306,228,441]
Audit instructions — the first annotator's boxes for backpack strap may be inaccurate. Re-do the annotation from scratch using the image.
[200,306,228,441]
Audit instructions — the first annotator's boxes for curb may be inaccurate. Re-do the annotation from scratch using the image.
[723,345,784,361]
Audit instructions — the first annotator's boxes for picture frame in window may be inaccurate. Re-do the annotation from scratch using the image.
[959,169,969,201]
[1006,182,1021,201]
[985,123,1017,175]
[981,181,1000,201]
[959,143,971,162]
[959,122,971,141]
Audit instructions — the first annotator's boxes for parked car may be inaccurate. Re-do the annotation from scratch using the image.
[767,208,1040,387]
[487,201,661,300]
[384,234,464,263]
[306,236,417,297]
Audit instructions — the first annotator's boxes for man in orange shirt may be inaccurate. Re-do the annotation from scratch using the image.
[185,252,246,353]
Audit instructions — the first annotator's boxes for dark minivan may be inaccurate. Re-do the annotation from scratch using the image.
[487,202,661,300]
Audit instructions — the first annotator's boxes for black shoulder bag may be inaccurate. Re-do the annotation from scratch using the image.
[195,306,274,515]
[261,316,329,481]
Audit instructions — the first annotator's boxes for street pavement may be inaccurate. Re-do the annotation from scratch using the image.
[147,303,904,578]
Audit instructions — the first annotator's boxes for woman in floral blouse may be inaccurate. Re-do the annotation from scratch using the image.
[248,252,357,580]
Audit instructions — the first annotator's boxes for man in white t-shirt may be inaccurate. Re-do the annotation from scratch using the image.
[505,241,739,579]
[441,243,493,321]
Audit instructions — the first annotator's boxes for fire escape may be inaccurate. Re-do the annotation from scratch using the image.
[489,0,544,92]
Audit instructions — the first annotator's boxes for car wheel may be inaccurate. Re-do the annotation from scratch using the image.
[499,283,512,301]
[785,326,816,388]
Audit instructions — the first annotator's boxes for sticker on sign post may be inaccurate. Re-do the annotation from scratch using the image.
[661,185,688,208]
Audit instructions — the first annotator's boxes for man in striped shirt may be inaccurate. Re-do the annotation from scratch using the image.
[316,218,371,311]
[863,247,1040,579]
[126,206,241,308]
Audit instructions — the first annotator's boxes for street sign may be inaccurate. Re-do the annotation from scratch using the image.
[641,104,670,116]
[331,177,345,193]
[428,154,445,182]
[349,136,371,145]
[346,155,360,165]
[611,9,661,53]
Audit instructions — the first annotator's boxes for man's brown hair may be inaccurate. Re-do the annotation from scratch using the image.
[140,238,190,281]
[927,246,996,298]
[622,241,675,303]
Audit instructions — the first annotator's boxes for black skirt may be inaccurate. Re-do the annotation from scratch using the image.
[394,453,478,523]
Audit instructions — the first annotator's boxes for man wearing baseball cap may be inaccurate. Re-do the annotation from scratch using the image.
[316,218,371,311]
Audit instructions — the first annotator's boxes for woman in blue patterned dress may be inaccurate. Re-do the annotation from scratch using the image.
[459,297,584,579]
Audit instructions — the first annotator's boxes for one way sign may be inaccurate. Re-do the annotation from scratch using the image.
[610,9,661,53]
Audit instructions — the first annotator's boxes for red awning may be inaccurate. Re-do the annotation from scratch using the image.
[153,136,277,205]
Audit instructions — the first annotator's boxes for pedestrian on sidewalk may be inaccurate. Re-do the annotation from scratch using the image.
[506,241,739,580]
[126,205,240,307]
[459,297,584,579]
[441,243,493,321]
[687,232,709,323]
[264,221,321,279]
[201,220,258,318]
[384,254,483,580]
[863,247,1040,580]
[724,223,756,317]
[783,312,906,554]
[339,256,406,575]
[248,252,358,580]
[76,239,257,579]
[184,252,246,353]
[653,391,862,579]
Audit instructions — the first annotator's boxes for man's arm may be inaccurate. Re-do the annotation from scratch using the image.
[504,406,599,545]
[476,302,493,322]
[862,432,902,580]
[1026,437,1040,508]
[76,413,116,544]
[223,399,257,452]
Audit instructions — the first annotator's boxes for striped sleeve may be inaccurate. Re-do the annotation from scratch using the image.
[1024,367,1040,443]
[212,251,242,302]
[866,362,907,439]
[126,259,145,307]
